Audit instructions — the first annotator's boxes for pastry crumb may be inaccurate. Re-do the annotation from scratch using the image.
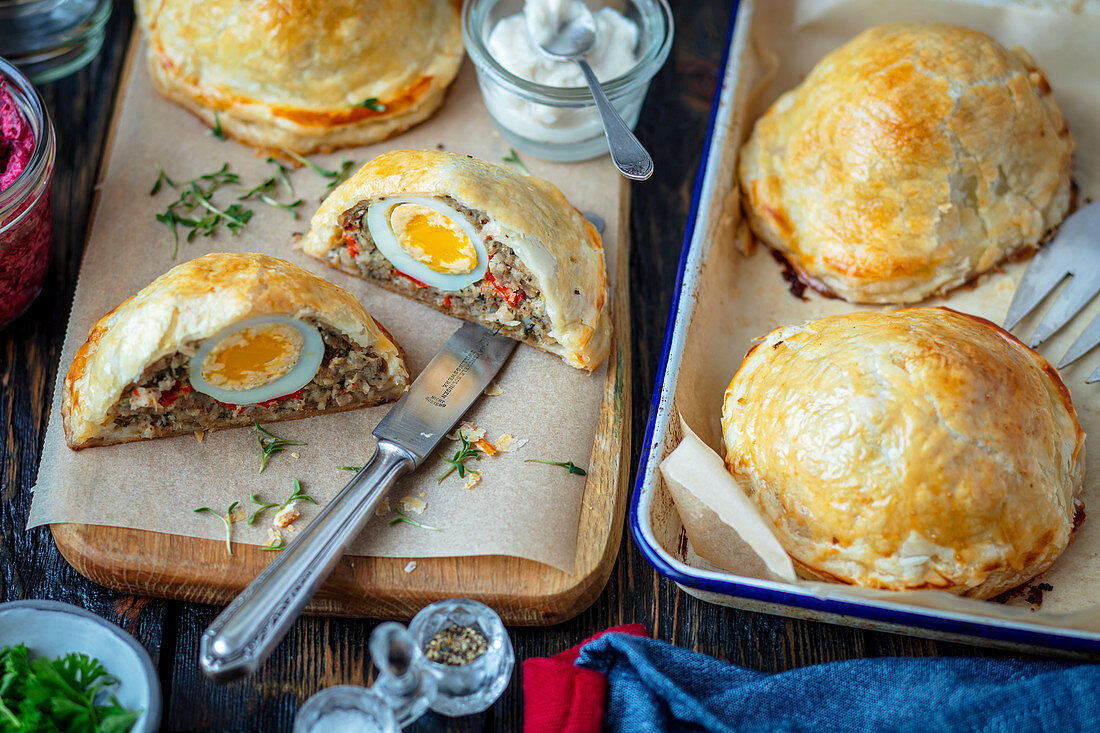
[290,452,300,459]
[229,506,247,523]
[375,498,391,517]
[485,381,503,396]
[495,433,528,452]
[400,496,427,515]
[418,491,426,498]
[263,529,283,547]
[404,561,418,573]
[447,422,485,442]
[194,430,205,443]
[273,501,300,528]
[464,472,482,490]
[475,438,498,456]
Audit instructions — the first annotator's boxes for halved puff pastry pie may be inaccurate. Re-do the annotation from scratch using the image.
[135,0,464,153]
[63,252,409,449]
[721,307,1084,598]
[738,23,1074,304]
[301,149,610,372]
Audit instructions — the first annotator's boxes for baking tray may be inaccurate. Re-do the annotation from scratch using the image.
[632,0,1100,655]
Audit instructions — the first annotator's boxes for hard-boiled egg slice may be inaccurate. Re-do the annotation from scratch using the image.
[188,316,324,405]
[366,196,488,292]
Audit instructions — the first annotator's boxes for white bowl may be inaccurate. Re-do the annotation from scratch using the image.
[0,600,162,732]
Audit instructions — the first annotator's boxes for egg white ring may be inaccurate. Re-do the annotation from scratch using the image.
[366,196,489,293]
[188,316,325,405]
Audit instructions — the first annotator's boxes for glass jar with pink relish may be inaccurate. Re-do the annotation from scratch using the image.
[0,55,55,328]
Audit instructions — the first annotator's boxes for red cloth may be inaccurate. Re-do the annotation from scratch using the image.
[523,624,648,733]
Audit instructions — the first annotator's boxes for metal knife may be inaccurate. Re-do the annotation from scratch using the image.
[199,322,517,682]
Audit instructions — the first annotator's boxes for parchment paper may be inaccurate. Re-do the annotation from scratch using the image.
[28,42,624,575]
[660,0,1100,626]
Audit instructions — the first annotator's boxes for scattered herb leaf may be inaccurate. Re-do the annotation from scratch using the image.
[194,501,239,556]
[438,432,483,483]
[150,161,175,195]
[352,97,386,111]
[255,422,307,473]
[260,537,286,551]
[281,478,317,510]
[280,148,356,194]
[150,163,250,259]
[247,491,280,525]
[503,148,531,176]
[524,458,587,476]
[337,466,363,472]
[238,160,303,217]
[0,644,143,732]
[389,510,441,531]
[212,111,226,140]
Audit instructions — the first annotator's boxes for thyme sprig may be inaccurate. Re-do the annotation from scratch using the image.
[389,510,441,531]
[338,465,362,472]
[281,148,356,194]
[438,432,483,483]
[255,422,307,473]
[238,176,303,217]
[525,458,587,476]
[194,501,239,556]
[503,147,531,176]
[352,97,386,111]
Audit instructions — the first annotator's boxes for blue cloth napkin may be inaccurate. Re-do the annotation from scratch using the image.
[575,632,1100,733]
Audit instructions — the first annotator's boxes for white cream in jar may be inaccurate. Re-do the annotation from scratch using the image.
[485,0,641,144]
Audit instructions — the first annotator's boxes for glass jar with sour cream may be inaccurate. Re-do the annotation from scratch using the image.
[0,55,55,329]
[463,0,673,162]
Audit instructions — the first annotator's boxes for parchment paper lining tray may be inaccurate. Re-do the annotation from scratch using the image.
[29,28,631,619]
[632,0,1100,655]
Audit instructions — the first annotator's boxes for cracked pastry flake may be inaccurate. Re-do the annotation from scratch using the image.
[400,496,427,515]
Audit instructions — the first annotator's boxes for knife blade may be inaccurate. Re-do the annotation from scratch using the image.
[199,322,517,682]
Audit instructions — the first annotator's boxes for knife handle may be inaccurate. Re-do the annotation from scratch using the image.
[199,439,415,682]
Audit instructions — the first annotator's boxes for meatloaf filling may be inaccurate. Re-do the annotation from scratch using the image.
[107,324,400,439]
[331,196,554,346]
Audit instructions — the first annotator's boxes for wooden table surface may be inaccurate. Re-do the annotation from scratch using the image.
[1,1,1013,730]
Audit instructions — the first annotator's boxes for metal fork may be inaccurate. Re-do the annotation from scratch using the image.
[1004,201,1100,382]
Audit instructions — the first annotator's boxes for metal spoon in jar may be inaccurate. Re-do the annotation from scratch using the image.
[535,5,654,181]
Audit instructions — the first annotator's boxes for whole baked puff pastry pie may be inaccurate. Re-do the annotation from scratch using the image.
[302,149,610,372]
[721,308,1084,598]
[63,253,410,449]
[738,23,1074,304]
[135,0,464,153]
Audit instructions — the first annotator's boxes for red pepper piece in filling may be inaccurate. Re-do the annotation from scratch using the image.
[392,268,429,289]
[342,231,360,259]
[483,270,526,308]
[158,383,193,408]
[257,388,304,409]
[442,295,453,308]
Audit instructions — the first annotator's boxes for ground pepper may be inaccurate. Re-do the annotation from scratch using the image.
[423,624,488,665]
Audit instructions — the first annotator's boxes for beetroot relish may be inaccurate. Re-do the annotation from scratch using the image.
[0,69,53,328]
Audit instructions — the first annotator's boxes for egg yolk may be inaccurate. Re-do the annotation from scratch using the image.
[201,323,304,391]
[389,203,477,274]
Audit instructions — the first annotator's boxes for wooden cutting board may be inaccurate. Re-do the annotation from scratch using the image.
[47,34,632,626]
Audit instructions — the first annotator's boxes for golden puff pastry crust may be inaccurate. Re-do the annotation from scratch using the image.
[721,307,1084,599]
[135,0,464,153]
[302,149,610,372]
[63,252,410,449]
[738,23,1074,304]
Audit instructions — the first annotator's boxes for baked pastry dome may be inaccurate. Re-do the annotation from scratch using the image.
[136,0,464,153]
[721,307,1084,598]
[63,252,410,448]
[738,23,1074,304]
[302,149,610,372]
